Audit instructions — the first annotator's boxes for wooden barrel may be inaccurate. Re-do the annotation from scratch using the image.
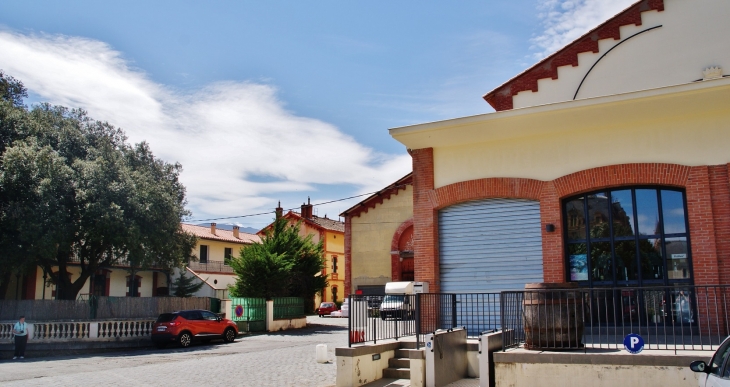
[523,283,584,350]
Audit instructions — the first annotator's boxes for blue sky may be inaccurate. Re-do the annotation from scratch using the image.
[0,0,636,229]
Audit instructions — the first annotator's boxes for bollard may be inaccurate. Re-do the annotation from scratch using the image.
[316,344,328,363]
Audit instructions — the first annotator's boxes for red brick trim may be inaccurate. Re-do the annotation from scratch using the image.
[410,148,440,292]
[411,160,729,288]
[554,163,691,197]
[341,174,413,218]
[483,0,664,111]
[430,178,543,210]
[718,164,730,284]
[344,216,352,296]
[686,166,721,285]
[390,218,414,282]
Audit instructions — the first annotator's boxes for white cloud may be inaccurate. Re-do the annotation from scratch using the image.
[0,30,411,223]
[532,0,637,58]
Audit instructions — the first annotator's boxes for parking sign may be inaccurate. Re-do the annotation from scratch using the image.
[624,333,644,354]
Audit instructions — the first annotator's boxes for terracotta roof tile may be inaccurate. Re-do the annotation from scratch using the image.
[292,212,345,233]
[181,224,261,244]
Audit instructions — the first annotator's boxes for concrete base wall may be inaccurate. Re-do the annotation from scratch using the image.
[494,362,699,387]
[268,317,307,332]
[494,349,711,387]
[336,342,400,387]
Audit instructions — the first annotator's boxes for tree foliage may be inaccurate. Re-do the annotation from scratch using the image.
[172,272,207,297]
[0,71,197,299]
[229,217,327,303]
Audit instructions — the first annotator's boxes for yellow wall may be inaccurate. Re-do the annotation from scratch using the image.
[25,265,158,300]
[390,80,730,189]
[283,216,345,303]
[323,229,345,303]
[194,239,246,263]
[350,185,413,292]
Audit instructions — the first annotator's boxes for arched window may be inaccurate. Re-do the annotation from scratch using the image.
[564,187,691,287]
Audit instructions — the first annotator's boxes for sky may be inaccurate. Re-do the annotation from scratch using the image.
[0,0,637,230]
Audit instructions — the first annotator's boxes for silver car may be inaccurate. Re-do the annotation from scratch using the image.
[690,336,730,387]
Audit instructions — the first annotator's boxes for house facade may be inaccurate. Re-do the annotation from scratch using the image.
[261,200,345,304]
[3,223,260,300]
[178,223,261,299]
[389,0,730,293]
[341,173,413,297]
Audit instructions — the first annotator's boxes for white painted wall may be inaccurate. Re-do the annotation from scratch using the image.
[513,0,730,109]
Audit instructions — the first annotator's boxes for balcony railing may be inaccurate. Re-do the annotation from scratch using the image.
[187,261,234,273]
[66,255,167,270]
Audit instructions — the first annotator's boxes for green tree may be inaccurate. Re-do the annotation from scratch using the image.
[0,71,198,299]
[171,272,207,297]
[229,217,327,305]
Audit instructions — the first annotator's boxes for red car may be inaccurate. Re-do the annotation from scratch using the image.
[151,309,238,348]
[317,302,338,317]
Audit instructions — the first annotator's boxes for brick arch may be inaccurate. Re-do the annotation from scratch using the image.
[429,178,544,210]
[413,157,723,288]
[553,163,692,198]
[391,218,414,282]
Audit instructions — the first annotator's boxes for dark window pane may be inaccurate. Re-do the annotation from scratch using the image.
[611,190,635,237]
[200,245,208,263]
[639,238,663,280]
[666,237,690,280]
[635,189,660,236]
[587,193,610,239]
[590,242,612,282]
[661,190,687,234]
[568,243,588,281]
[565,197,586,240]
[614,240,637,282]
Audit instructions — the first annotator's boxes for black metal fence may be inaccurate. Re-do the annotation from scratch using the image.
[501,285,730,352]
[348,286,730,352]
[348,295,417,347]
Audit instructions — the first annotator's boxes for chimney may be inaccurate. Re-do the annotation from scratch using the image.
[210,223,217,235]
[233,225,240,239]
[301,197,313,219]
[275,201,283,219]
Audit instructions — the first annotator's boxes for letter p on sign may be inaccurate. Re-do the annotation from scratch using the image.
[624,334,644,354]
[630,337,640,348]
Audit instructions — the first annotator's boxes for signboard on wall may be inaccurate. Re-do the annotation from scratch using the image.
[570,254,588,281]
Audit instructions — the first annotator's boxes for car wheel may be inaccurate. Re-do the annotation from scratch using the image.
[223,328,236,343]
[178,332,192,348]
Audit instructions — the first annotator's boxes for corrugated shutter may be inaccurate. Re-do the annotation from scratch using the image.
[439,198,544,293]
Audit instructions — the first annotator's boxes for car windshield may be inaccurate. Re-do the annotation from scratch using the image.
[383,295,404,303]
[156,313,178,323]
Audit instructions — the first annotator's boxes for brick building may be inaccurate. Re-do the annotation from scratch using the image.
[388,0,730,293]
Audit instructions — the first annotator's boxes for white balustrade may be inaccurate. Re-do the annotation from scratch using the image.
[0,320,155,343]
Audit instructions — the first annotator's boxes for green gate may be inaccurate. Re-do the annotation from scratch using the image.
[230,297,266,332]
[273,297,305,319]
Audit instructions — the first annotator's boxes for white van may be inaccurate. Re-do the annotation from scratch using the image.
[379,281,428,320]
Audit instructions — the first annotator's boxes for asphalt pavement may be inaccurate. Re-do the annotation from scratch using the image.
[0,315,349,387]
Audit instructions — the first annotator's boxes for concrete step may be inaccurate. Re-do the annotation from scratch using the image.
[389,357,410,368]
[383,367,411,379]
[395,348,423,358]
[398,341,425,349]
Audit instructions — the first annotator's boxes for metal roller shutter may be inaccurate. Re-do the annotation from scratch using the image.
[439,198,544,293]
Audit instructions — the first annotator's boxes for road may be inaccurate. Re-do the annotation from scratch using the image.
[0,316,348,387]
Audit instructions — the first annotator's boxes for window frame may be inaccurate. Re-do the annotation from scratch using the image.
[562,186,693,288]
[200,245,209,263]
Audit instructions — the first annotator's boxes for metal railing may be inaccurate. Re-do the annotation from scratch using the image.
[501,285,730,352]
[273,297,305,319]
[348,295,417,347]
[417,293,501,339]
[187,261,235,273]
[347,293,501,348]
